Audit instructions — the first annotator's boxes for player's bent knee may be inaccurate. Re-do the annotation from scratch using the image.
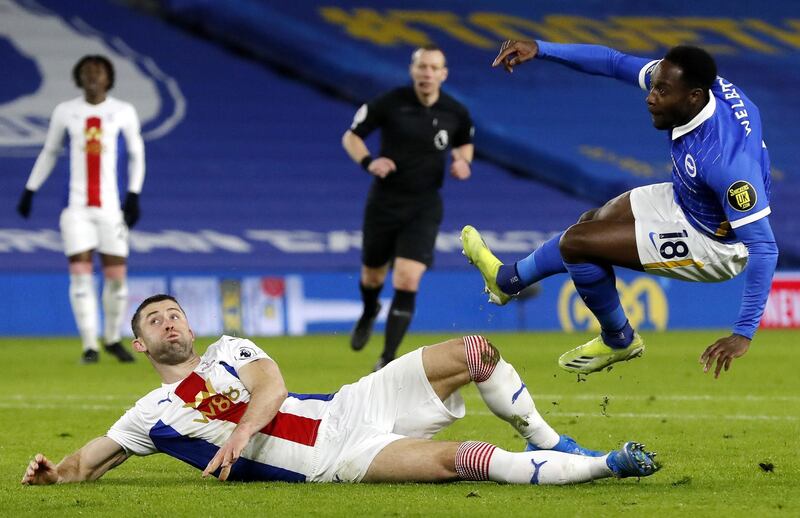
[559,225,588,263]
[462,335,500,382]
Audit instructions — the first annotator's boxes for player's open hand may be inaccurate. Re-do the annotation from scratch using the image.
[367,157,397,179]
[450,158,471,180]
[202,427,252,481]
[21,453,59,485]
[699,334,751,379]
[492,40,539,73]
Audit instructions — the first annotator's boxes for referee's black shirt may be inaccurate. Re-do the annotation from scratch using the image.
[350,86,473,200]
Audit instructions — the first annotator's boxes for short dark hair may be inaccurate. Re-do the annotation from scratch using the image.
[131,294,182,338]
[663,45,717,91]
[72,55,115,90]
[411,45,446,66]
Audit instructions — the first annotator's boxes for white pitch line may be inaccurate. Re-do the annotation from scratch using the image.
[473,410,799,422]
[7,394,135,402]
[0,402,123,411]
[534,394,800,403]
[0,402,796,421]
[8,393,800,403]
[473,393,800,403]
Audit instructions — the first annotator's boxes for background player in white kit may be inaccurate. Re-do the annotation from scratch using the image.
[17,55,145,364]
[22,294,658,486]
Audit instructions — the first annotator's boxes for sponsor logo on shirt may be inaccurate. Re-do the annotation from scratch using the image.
[727,180,756,211]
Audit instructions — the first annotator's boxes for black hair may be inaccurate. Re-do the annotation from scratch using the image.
[131,294,182,338]
[663,46,717,91]
[72,55,115,91]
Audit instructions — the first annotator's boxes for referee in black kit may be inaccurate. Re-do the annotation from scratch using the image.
[342,45,474,371]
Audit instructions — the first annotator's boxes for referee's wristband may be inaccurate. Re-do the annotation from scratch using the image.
[360,155,373,171]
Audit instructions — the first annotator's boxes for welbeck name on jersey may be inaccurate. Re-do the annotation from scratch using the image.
[719,78,752,137]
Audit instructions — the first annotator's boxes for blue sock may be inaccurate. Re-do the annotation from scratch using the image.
[496,263,523,294]
[563,262,633,349]
[497,232,566,294]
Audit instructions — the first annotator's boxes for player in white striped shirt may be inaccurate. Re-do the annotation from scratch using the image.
[17,55,145,364]
[22,294,658,486]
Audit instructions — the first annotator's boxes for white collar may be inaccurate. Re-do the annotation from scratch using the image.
[671,91,715,140]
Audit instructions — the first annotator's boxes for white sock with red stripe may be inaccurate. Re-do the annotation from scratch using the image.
[454,441,610,484]
[69,274,98,352]
[102,278,127,344]
[454,441,496,481]
[463,335,560,449]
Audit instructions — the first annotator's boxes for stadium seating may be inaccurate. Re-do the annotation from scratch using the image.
[0,0,591,273]
[1,0,797,336]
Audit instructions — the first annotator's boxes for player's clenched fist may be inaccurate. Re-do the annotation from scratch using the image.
[450,157,471,180]
[367,157,397,179]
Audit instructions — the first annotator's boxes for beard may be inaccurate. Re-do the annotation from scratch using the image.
[150,335,194,365]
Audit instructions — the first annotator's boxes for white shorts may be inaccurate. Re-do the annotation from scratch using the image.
[59,206,129,257]
[630,183,748,282]
[310,347,465,483]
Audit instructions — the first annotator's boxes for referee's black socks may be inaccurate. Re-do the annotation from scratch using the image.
[382,289,416,363]
[359,282,383,316]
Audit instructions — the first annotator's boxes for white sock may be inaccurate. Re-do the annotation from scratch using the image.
[102,278,127,344]
[489,448,611,485]
[69,274,98,352]
[464,336,560,448]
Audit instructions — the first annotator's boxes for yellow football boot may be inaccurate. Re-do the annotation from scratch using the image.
[558,333,645,374]
[460,225,511,305]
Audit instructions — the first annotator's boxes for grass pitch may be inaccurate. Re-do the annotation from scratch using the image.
[1,330,797,517]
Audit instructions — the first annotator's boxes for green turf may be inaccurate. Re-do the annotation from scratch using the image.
[1,330,798,517]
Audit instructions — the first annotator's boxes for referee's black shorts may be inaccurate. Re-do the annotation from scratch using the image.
[361,194,443,268]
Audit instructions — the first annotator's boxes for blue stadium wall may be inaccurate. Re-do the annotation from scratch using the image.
[0,0,798,336]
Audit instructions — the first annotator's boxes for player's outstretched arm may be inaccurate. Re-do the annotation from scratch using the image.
[492,40,539,72]
[21,436,128,485]
[495,40,655,88]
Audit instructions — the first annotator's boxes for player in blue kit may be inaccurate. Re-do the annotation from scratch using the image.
[462,40,778,379]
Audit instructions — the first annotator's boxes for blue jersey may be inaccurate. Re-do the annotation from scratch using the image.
[535,42,779,339]
[638,63,773,242]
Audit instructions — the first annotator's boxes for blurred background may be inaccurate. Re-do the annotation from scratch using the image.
[1,0,797,338]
